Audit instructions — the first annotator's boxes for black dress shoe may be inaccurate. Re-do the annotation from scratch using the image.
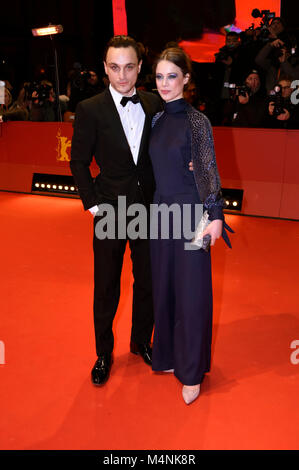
[91,354,112,386]
[130,342,152,366]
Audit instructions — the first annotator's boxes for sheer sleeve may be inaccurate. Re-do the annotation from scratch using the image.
[188,109,224,221]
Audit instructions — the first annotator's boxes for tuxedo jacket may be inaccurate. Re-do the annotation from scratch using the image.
[70,87,162,210]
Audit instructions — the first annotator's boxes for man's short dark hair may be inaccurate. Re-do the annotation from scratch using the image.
[226,32,239,38]
[270,17,286,28]
[103,35,142,62]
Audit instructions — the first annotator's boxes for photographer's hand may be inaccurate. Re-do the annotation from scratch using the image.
[277,109,290,120]
[31,91,39,105]
[271,39,284,48]
[238,93,249,105]
[269,102,275,115]
[278,48,287,63]
[222,56,233,66]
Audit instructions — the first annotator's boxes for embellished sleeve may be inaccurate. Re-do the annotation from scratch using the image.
[189,109,224,221]
[151,111,164,128]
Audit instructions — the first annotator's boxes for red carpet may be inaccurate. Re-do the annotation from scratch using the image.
[0,192,298,450]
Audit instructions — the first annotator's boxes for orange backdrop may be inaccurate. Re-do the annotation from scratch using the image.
[235,0,281,31]
[180,0,281,62]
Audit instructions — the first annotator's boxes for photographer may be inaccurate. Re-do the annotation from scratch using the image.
[25,80,62,122]
[68,66,103,113]
[265,77,299,129]
[267,17,285,40]
[242,16,285,46]
[213,32,250,125]
[232,69,267,127]
[183,79,215,121]
[255,31,299,93]
[0,85,29,121]
[239,15,286,79]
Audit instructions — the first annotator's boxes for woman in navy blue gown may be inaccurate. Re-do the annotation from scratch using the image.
[149,47,230,405]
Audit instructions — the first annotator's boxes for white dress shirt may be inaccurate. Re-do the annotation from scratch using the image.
[89,85,145,216]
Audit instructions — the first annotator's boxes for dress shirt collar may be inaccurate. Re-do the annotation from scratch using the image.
[109,84,137,108]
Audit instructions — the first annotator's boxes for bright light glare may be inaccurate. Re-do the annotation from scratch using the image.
[32,25,63,37]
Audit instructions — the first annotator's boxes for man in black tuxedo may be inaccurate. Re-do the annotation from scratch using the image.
[70,36,162,386]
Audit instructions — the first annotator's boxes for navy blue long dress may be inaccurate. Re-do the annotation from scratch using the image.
[149,98,213,386]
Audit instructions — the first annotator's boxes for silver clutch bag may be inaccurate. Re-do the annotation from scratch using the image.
[190,210,211,251]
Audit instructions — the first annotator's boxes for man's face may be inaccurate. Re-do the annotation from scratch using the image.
[269,19,284,37]
[104,46,142,96]
[279,80,293,99]
[226,35,239,49]
[245,73,260,94]
[87,71,98,86]
[184,82,197,104]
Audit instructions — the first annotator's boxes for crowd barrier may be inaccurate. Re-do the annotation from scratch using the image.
[0,121,298,220]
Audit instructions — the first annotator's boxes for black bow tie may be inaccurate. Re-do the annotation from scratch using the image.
[120,94,140,107]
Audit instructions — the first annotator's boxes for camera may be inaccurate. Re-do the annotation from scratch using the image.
[225,83,251,99]
[269,85,286,116]
[270,35,299,65]
[215,46,232,62]
[251,8,276,42]
[251,9,276,28]
[24,81,52,104]
[71,64,92,91]
[289,45,299,66]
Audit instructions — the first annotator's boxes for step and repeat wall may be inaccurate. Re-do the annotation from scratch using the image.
[0,121,298,220]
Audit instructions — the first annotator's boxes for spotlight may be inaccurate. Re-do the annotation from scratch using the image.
[31,24,63,121]
[221,188,243,212]
[32,25,63,37]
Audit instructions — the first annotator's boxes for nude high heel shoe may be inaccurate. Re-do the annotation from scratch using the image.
[182,384,200,404]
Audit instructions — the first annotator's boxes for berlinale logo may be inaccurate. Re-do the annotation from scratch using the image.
[56,129,71,162]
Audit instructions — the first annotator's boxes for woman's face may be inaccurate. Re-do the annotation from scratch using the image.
[155,60,189,102]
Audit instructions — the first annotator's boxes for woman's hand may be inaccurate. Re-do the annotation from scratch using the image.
[202,219,223,246]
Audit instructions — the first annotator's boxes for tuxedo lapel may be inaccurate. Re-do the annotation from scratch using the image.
[102,88,132,156]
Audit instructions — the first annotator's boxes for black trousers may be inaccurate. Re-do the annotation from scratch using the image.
[92,196,154,356]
